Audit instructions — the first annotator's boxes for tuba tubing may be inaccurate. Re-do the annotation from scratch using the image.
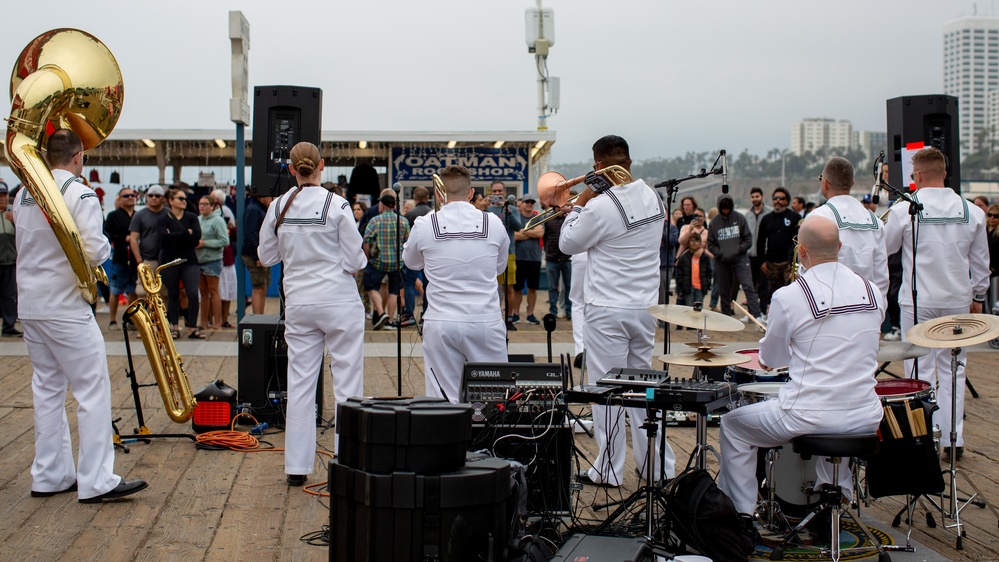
[124,262,197,423]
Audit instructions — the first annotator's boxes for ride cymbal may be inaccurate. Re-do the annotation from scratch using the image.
[876,341,931,363]
[659,350,752,367]
[905,314,999,349]
[647,304,745,332]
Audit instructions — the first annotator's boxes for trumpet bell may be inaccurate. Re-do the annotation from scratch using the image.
[537,171,571,208]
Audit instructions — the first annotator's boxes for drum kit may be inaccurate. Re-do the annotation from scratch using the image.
[647,304,999,551]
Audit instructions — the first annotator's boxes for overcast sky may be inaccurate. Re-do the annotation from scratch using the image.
[0,0,991,170]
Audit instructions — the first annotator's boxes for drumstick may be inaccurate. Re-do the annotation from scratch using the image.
[732,301,766,332]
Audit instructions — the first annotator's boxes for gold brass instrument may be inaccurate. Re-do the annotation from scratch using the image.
[124,260,197,423]
[524,165,633,229]
[4,29,123,304]
[432,174,446,212]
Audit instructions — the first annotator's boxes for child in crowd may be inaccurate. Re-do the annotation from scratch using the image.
[675,235,712,307]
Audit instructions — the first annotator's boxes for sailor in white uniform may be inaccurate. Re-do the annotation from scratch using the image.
[884,147,989,458]
[257,142,367,485]
[17,129,146,502]
[717,215,884,517]
[808,157,889,299]
[402,165,510,403]
[559,135,674,486]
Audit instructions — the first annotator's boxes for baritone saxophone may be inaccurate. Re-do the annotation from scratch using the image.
[124,260,197,423]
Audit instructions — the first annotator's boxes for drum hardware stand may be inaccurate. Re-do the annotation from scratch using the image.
[593,405,668,544]
[939,346,999,550]
[756,447,791,532]
[114,316,196,450]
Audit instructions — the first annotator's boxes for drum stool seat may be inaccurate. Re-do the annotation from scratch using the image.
[770,433,891,562]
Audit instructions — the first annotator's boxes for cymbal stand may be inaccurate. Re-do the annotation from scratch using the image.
[941,346,999,550]
[687,327,721,471]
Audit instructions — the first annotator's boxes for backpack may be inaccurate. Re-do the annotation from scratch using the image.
[663,469,755,562]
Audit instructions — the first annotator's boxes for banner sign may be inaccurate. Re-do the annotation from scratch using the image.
[391,147,529,183]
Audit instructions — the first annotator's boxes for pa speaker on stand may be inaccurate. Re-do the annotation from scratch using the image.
[250,85,323,197]
[886,94,960,193]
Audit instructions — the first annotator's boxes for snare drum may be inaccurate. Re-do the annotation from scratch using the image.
[727,349,789,384]
[874,379,932,404]
[737,382,785,405]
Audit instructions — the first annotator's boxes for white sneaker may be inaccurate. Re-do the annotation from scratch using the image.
[755,316,767,332]
[738,315,750,323]
[884,327,901,341]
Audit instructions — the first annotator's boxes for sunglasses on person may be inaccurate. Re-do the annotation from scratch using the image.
[773,195,788,201]
[174,197,186,202]
[147,194,163,198]
[119,193,135,198]
[989,213,999,218]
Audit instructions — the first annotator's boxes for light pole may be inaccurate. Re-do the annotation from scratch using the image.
[526,2,558,131]
[229,11,250,321]
[780,149,790,187]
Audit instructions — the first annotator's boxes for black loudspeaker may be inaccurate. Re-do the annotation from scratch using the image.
[236,314,323,426]
[886,95,961,193]
[251,85,323,197]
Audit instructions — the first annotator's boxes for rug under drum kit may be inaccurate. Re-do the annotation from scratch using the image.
[329,396,511,562]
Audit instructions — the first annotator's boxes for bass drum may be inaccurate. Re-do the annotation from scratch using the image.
[736,382,820,517]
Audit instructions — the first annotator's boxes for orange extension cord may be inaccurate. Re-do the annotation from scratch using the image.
[194,413,334,496]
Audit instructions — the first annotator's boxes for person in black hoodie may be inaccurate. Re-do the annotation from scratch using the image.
[707,193,763,324]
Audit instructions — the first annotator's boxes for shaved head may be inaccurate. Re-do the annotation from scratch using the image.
[798,215,841,264]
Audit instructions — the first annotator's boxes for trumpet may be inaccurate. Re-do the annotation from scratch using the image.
[523,165,633,229]
[432,174,446,212]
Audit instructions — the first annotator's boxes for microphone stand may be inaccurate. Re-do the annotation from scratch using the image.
[653,155,724,358]
[878,177,923,380]
[395,199,403,396]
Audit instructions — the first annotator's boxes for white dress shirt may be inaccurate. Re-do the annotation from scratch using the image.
[14,168,111,319]
[258,187,366,306]
[884,187,990,308]
[809,195,889,298]
[402,201,509,322]
[559,179,665,309]
[760,262,884,411]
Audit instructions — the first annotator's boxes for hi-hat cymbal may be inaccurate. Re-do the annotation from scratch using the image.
[877,341,931,363]
[659,350,752,367]
[684,342,727,351]
[905,314,999,349]
[647,304,745,332]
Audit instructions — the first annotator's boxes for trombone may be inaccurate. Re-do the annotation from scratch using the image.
[523,165,633,229]
[432,174,446,212]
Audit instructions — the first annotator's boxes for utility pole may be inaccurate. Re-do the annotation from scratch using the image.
[229,11,250,321]
[526,2,558,131]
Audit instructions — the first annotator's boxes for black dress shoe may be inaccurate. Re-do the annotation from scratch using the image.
[576,471,619,488]
[287,474,307,487]
[31,481,78,498]
[79,479,148,503]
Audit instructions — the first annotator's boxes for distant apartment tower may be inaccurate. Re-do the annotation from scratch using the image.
[943,16,999,159]
[790,118,853,155]
[853,130,888,163]
[989,89,999,152]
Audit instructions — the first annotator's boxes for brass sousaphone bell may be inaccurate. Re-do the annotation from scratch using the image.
[524,165,633,229]
[5,29,124,304]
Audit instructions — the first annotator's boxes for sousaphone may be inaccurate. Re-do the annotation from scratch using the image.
[5,28,124,303]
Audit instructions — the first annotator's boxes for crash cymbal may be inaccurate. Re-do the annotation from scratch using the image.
[647,304,745,332]
[684,342,727,351]
[905,314,999,349]
[659,350,752,367]
[877,341,931,363]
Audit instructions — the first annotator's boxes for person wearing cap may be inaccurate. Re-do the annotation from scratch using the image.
[0,180,20,337]
[258,142,366,485]
[402,165,509,402]
[512,194,543,325]
[808,157,888,300]
[129,184,168,297]
[363,191,411,329]
[103,186,138,330]
[486,181,522,327]
[17,129,146,502]
[242,191,274,315]
[861,193,878,212]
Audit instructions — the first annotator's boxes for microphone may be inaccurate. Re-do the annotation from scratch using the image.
[504,194,517,207]
[721,150,729,194]
[870,151,884,205]
[392,182,403,192]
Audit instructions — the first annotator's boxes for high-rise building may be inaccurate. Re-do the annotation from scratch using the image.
[943,16,999,159]
[853,130,887,164]
[790,118,853,155]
